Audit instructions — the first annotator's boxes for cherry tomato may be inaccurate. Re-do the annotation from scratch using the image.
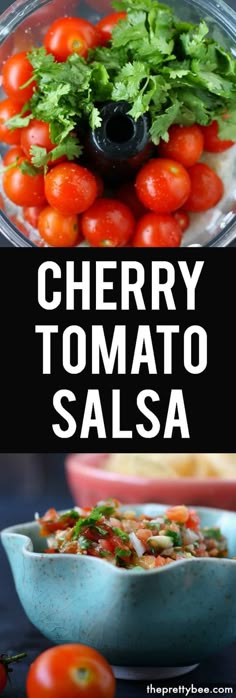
[158,125,204,168]
[96,12,127,45]
[0,98,23,145]
[135,158,191,214]
[44,17,101,61]
[200,119,234,152]
[117,182,148,220]
[45,162,98,215]
[38,206,81,247]
[0,663,7,692]
[23,205,45,228]
[173,210,190,233]
[20,119,64,165]
[26,644,116,698]
[132,212,182,247]
[3,145,24,166]
[82,198,135,246]
[2,51,36,104]
[3,158,46,207]
[183,163,224,212]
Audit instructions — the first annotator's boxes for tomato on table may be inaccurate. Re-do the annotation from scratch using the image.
[44,17,101,61]
[82,198,135,247]
[3,145,24,167]
[173,210,190,233]
[0,98,23,145]
[0,663,7,693]
[132,212,182,247]
[3,158,46,207]
[135,158,191,214]
[38,206,81,247]
[2,51,36,104]
[45,162,98,215]
[26,644,116,698]
[200,120,234,152]
[23,205,45,228]
[183,163,224,212]
[96,12,127,45]
[117,182,148,220]
[158,125,204,168]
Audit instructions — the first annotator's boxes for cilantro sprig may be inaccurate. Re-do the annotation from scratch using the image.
[72,503,116,540]
[6,0,236,170]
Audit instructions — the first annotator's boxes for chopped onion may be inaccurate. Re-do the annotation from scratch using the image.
[129,532,146,557]
[47,536,56,548]
[182,529,199,545]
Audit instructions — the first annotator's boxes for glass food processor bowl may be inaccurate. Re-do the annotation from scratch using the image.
[0,0,236,247]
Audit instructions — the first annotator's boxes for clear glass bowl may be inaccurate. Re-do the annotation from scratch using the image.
[1,0,236,247]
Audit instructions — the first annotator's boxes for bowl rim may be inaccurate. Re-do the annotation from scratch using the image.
[66,453,236,486]
[1,0,236,248]
[2,504,236,577]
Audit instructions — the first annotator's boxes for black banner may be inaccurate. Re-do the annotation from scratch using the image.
[0,247,235,452]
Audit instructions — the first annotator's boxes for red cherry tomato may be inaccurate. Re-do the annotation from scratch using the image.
[44,17,101,61]
[173,210,190,233]
[2,51,36,104]
[3,145,24,166]
[45,162,98,215]
[200,119,234,152]
[21,119,53,159]
[158,125,204,168]
[117,182,148,220]
[0,663,7,692]
[96,12,127,45]
[0,98,23,145]
[3,158,46,207]
[20,119,64,165]
[82,198,135,247]
[183,163,224,212]
[23,205,45,228]
[38,206,81,247]
[132,212,182,247]
[26,644,116,698]
[135,158,191,214]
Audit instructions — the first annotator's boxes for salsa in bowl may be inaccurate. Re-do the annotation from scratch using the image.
[1,503,236,678]
[1,0,236,247]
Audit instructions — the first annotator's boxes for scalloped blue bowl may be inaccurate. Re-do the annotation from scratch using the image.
[2,505,236,680]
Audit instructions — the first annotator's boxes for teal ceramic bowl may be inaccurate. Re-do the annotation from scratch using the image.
[2,505,236,680]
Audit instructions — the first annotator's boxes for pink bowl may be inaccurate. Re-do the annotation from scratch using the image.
[65,453,236,510]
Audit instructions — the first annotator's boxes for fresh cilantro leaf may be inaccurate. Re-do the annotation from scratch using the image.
[20,160,43,177]
[99,550,111,557]
[115,547,131,562]
[165,529,182,547]
[59,510,80,522]
[78,536,91,550]
[30,146,49,169]
[72,503,115,540]
[5,113,33,131]
[202,527,222,541]
[112,527,129,542]
[150,101,181,144]
[180,21,209,58]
